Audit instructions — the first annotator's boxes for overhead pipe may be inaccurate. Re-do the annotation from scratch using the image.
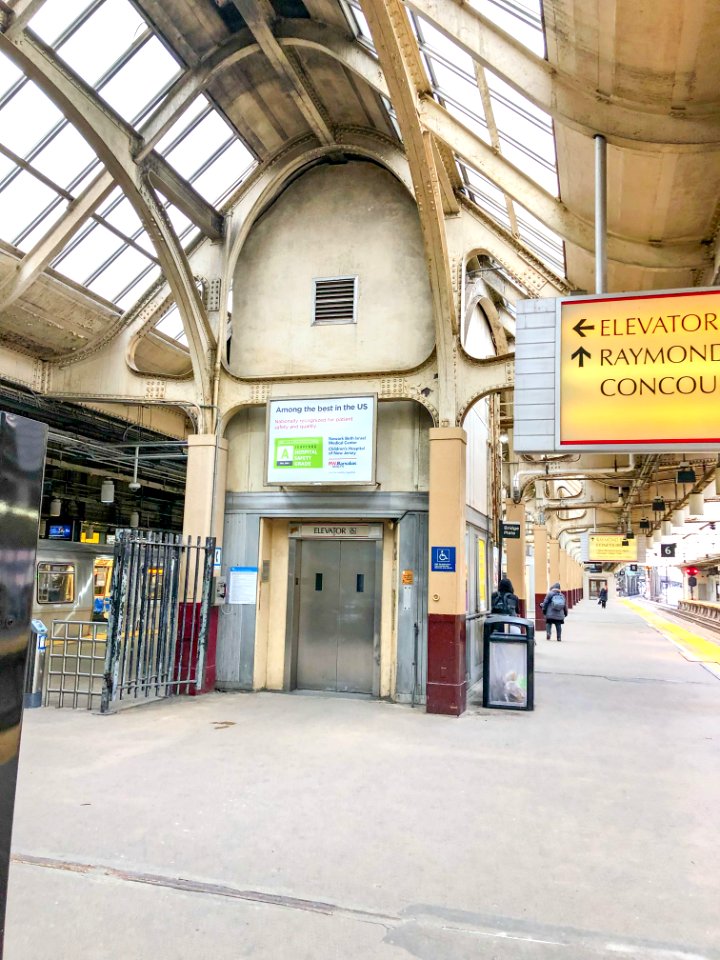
[515,455,637,501]
[595,134,607,294]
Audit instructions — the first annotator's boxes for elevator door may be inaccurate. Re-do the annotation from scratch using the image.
[296,540,377,694]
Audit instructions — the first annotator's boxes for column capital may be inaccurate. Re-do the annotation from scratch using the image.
[429,427,467,444]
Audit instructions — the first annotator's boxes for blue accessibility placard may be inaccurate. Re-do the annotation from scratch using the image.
[431,546,456,572]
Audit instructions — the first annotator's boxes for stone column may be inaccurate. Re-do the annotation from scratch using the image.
[503,500,526,617]
[549,538,560,591]
[180,433,228,694]
[533,525,548,630]
[427,428,467,717]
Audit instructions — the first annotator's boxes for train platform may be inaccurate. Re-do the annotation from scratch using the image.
[5,599,720,960]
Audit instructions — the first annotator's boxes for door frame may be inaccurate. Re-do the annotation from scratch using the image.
[283,530,384,695]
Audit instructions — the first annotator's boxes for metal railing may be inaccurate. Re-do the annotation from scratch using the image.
[44,620,107,710]
[101,531,215,713]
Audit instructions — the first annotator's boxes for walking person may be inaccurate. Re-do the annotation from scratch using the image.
[491,577,519,617]
[542,581,567,641]
[598,585,608,609]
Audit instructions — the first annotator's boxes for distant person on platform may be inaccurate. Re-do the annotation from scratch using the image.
[491,577,520,617]
[598,586,608,609]
[542,582,567,641]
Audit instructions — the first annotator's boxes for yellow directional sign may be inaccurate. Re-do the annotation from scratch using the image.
[588,536,637,562]
[559,288,720,449]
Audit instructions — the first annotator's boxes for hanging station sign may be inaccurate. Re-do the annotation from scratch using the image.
[588,535,638,562]
[514,288,720,453]
[266,395,377,485]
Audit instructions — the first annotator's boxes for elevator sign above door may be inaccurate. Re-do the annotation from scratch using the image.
[292,523,384,540]
[559,288,720,450]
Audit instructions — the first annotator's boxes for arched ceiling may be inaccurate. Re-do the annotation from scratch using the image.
[1,0,720,555]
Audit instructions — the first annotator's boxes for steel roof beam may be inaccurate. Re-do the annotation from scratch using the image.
[231,0,335,146]
[359,0,458,424]
[405,0,720,150]
[0,27,216,410]
[419,96,711,272]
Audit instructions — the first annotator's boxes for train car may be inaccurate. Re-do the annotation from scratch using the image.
[33,540,115,629]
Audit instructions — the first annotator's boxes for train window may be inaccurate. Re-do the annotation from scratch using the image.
[37,563,75,604]
[93,558,114,598]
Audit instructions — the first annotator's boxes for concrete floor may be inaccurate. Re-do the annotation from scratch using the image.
[5,600,720,959]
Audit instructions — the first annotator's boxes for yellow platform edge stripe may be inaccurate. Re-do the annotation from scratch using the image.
[621,599,720,665]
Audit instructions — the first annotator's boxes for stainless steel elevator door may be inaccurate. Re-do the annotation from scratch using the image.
[296,540,377,694]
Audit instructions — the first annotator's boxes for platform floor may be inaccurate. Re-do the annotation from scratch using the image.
[5,599,720,960]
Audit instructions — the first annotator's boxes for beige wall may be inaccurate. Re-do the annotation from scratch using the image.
[465,397,491,516]
[230,161,434,378]
[225,401,432,493]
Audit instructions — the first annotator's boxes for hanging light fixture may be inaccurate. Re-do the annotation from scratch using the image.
[688,492,705,516]
[130,510,140,528]
[49,496,62,517]
[652,496,665,513]
[672,506,687,527]
[662,520,673,537]
[677,461,696,484]
[100,479,115,504]
[639,517,650,531]
[652,529,662,544]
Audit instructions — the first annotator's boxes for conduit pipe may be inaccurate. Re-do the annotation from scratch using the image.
[515,455,637,501]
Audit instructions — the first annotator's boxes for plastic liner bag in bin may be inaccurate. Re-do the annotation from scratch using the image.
[487,641,528,708]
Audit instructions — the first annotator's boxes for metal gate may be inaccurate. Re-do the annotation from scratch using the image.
[101,531,215,713]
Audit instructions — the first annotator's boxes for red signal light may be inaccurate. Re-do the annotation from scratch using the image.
[685,566,699,577]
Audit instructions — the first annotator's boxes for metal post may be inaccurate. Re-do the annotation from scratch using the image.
[594,133,607,294]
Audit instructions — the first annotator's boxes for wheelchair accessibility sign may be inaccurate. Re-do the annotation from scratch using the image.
[431,546,456,572]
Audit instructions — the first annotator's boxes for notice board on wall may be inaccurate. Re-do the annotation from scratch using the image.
[266,395,377,485]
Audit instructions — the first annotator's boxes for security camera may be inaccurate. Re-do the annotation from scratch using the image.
[128,481,141,492]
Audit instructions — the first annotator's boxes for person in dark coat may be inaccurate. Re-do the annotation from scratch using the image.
[598,586,608,609]
[491,577,519,616]
[542,581,567,641]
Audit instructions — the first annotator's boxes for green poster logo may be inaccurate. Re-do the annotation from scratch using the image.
[274,437,323,469]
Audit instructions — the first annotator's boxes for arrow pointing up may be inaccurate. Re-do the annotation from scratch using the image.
[571,346,592,368]
[573,317,595,337]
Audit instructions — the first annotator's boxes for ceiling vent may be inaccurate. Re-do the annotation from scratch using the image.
[313,276,358,325]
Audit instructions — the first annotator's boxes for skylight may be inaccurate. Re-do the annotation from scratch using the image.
[0,0,256,326]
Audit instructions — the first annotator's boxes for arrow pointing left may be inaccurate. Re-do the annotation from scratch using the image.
[571,346,592,368]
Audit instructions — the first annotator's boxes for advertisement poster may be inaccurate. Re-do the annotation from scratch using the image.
[266,396,376,485]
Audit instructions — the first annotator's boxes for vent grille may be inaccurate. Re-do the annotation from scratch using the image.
[313,276,357,325]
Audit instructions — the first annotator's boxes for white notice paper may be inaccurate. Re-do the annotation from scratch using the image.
[228,566,258,605]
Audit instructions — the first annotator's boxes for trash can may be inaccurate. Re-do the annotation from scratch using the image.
[482,615,535,711]
[24,619,48,708]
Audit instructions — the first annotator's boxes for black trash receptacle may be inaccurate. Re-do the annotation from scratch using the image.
[482,615,534,711]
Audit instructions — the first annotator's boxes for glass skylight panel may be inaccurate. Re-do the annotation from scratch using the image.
[190,141,255,205]
[30,125,97,189]
[15,203,70,252]
[100,192,143,237]
[0,153,15,183]
[155,304,184,340]
[459,161,512,230]
[53,0,148,86]
[0,52,22,99]
[28,0,102,45]
[415,18,475,73]
[0,82,63,157]
[99,36,181,123]
[161,111,234,180]
[53,222,123,285]
[515,203,565,273]
[115,264,162,311]
[444,101,490,143]
[0,172,60,246]
[86,246,154,302]
[344,1,375,50]
[468,0,545,57]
